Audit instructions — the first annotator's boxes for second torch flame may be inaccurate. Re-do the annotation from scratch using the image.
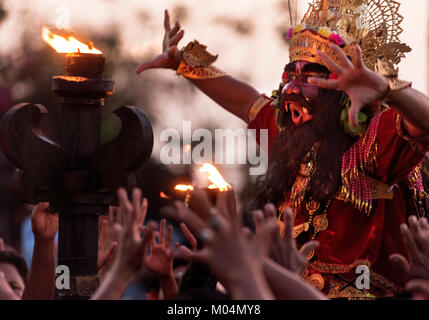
[174,163,231,193]
[200,163,231,192]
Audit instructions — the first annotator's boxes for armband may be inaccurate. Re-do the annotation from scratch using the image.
[176,40,227,80]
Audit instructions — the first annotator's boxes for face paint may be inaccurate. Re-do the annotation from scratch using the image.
[282,61,330,125]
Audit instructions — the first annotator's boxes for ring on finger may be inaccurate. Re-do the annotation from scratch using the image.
[198,228,214,243]
[208,210,221,231]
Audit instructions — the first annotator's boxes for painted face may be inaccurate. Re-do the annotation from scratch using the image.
[281,61,330,126]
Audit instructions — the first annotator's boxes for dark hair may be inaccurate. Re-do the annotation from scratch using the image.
[0,250,28,283]
[253,88,357,209]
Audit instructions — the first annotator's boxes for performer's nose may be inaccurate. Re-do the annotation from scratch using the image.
[284,82,301,96]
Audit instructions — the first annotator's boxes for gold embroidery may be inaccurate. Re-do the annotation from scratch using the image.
[177,60,227,80]
[313,214,329,234]
[248,95,272,122]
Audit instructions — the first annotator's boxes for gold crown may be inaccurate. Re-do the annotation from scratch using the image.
[289,0,411,70]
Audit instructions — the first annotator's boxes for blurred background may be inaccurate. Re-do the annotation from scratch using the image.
[0,0,427,257]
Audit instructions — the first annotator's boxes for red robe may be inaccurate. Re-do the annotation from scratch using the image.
[249,97,429,298]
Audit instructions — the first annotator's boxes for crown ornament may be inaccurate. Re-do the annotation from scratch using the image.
[287,0,411,71]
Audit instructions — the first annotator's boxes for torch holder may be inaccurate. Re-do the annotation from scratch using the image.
[0,68,154,299]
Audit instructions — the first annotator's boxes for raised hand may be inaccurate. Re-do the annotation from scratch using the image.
[176,222,198,260]
[0,238,4,251]
[308,43,389,126]
[390,216,429,282]
[92,188,155,300]
[31,203,58,241]
[253,205,318,275]
[136,9,185,74]
[113,188,152,275]
[144,219,180,277]
[174,190,276,300]
[97,216,118,274]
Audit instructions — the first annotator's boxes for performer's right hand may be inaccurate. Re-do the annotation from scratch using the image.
[136,9,185,74]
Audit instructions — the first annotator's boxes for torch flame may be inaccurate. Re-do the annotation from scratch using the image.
[174,185,194,192]
[41,26,102,54]
[199,163,231,192]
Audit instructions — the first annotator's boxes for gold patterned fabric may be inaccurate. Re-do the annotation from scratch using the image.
[248,95,272,122]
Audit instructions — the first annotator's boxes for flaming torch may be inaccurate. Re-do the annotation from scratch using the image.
[42,26,105,78]
[0,26,154,299]
[173,163,232,206]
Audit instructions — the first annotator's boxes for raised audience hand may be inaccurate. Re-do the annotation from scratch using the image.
[390,215,429,299]
[31,202,58,241]
[144,219,180,277]
[174,189,277,300]
[92,188,155,300]
[253,205,318,275]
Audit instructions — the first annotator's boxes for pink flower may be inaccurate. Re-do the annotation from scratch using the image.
[286,28,293,40]
[329,33,344,46]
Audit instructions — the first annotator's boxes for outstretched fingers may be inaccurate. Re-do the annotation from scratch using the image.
[307,77,340,90]
[348,98,364,127]
[401,223,422,264]
[300,241,319,259]
[166,225,173,248]
[352,44,364,70]
[117,188,133,228]
[170,29,185,46]
[282,208,296,249]
[329,43,353,69]
[159,219,166,246]
[389,253,411,276]
[317,50,344,75]
[180,223,197,250]
[164,9,171,32]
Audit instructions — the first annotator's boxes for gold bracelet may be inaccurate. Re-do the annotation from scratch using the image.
[176,40,227,80]
[375,59,412,101]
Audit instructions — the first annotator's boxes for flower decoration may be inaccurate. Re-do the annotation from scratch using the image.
[329,33,345,46]
[286,28,293,40]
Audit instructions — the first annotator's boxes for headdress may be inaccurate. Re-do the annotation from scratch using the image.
[287,0,411,71]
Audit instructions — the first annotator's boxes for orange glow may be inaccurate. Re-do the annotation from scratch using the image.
[160,192,170,199]
[41,26,102,54]
[174,185,194,192]
[199,163,231,192]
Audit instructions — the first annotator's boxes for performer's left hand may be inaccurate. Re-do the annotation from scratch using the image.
[308,43,389,127]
